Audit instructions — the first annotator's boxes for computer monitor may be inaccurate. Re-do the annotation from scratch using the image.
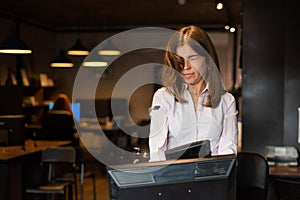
[0,86,25,146]
[70,103,80,122]
[0,115,25,146]
[49,102,80,122]
[107,155,236,200]
[0,86,23,115]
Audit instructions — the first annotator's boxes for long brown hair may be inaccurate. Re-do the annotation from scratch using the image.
[162,25,225,107]
[52,93,72,112]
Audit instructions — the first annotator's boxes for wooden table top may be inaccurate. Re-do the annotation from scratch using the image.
[269,166,300,177]
[0,139,71,161]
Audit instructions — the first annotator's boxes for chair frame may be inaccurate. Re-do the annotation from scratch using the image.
[55,146,97,200]
[25,146,78,200]
[236,152,269,200]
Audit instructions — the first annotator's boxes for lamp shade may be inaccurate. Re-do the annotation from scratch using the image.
[67,39,89,56]
[98,39,120,56]
[0,29,32,54]
[216,0,224,10]
[50,49,74,68]
[83,51,107,67]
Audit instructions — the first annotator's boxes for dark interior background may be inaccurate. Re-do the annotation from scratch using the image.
[1,0,300,155]
[242,0,300,154]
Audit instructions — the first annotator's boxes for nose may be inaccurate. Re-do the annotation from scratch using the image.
[183,59,191,70]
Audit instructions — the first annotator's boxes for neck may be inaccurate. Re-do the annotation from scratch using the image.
[190,80,206,96]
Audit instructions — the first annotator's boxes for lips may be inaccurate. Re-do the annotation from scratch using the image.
[182,73,194,79]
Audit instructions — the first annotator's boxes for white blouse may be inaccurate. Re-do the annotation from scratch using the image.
[148,85,238,162]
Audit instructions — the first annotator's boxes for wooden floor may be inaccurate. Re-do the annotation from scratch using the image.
[78,161,110,200]
[75,140,150,200]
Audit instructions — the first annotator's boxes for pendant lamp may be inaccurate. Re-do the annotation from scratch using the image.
[83,51,107,67]
[50,49,74,68]
[67,39,89,56]
[216,0,224,10]
[98,39,120,56]
[0,29,32,54]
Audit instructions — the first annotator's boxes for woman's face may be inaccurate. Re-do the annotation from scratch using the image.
[176,43,207,86]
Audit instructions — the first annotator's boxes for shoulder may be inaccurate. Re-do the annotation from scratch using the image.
[222,92,236,102]
[152,87,175,110]
[153,87,173,100]
[219,92,236,109]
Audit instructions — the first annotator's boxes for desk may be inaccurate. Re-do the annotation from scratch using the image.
[268,166,300,200]
[269,166,300,178]
[78,122,130,149]
[77,121,117,131]
[77,122,148,165]
[0,140,71,200]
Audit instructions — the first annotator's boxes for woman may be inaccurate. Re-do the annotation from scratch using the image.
[149,25,238,161]
[52,93,72,113]
[43,93,79,145]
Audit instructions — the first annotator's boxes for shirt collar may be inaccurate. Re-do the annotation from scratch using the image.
[183,83,209,94]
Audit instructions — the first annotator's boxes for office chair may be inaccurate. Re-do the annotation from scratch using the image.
[236,152,269,200]
[25,146,78,200]
[275,178,300,200]
[56,147,97,200]
[42,110,78,145]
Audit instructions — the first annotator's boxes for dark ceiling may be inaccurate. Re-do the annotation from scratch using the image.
[0,0,242,31]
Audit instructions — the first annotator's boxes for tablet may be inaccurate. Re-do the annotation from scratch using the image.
[165,140,211,160]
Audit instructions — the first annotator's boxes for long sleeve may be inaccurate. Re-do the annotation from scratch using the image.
[217,93,238,155]
[149,88,238,160]
[148,89,170,162]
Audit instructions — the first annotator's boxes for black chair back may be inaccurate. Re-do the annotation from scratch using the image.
[236,152,269,200]
[42,146,76,163]
[25,146,78,200]
[42,146,76,183]
[42,110,76,141]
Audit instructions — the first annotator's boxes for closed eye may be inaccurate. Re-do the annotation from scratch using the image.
[187,54,200,62]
